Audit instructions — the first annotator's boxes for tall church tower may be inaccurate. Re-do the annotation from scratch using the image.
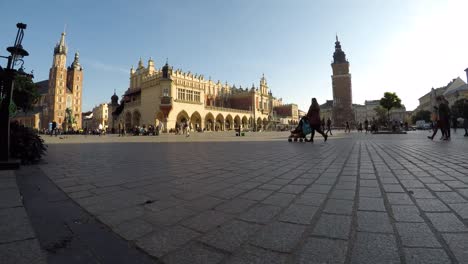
[67,52,83,129]
[47,32,68,126]
[44,32,83,130]
[331,35,354,126]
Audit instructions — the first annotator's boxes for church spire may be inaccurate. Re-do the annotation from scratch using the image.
[71,51,82,70]
[54,32,67,55]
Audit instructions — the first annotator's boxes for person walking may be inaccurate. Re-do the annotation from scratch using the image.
[306,98,328,143]
[325,117,333,136]
[364,119,369,133]
[428,96,450,140]
[345,121,351,133]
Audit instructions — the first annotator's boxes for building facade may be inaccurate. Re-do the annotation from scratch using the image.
[12,32,83,130]
[91,103,109,130]
[112,58,296,132]
[331,36,354,126]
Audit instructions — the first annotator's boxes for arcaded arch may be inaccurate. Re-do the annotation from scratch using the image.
[155,111,164,126]
[205,112,215,131]
[132,110,141,127]
[216,113,224,131]
[176,110,190,124]
[242,116,248,128]
[125,111,132,129]
[190,111,202,130]
[234,115,241,128]
[225,114,233,130]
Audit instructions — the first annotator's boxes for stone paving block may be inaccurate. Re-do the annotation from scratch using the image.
[215,198,257,214]
[404,248,451,264]
[315,177,337,185]
[238,204,282,224]
[250,221,307,252]
[312,213,352,239]
[0,189,22,208]
[305,184,333,194]
[357,211,393,233]
[359,179,378,187]
[144,205,197,226]
[0,238,46,264]
[426,213,468,232]
[323,199,354,215]
[278,204,318,224]
[0,207,36,243]
[258,184,283,191]
[268,179,291,186]
[426,183,452,192]
[383,184,405,193]
[181,210,233,233]
[240,189,274,201]
[294,237,348,264]
[295,193,326,206]
[114,218,155,241]
[442,233,468,263]
[199,219,261,252]
[407,188,435,199]
[415,199,450,212]
[162,241,226,264]
[435,192,467,204]
[262,193,296,207]
[418,177,441,184]
[279,184,306,194]
[358,197,386,211]
[400,180,425,188]
[329,189,356,200]
[225,245,288,264]
[350,232,400,264]
[444,180,468,188]
[395,222,441,247]
[185,196,225,211]
[458,188,468,198]
[136,225,201,258]
[386,193,414,205]
[391,205,424,222]
[448,203,468,219]
[358,187,382,197]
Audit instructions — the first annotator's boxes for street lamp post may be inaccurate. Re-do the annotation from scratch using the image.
[0,23,29,168]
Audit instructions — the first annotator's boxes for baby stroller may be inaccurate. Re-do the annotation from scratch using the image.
[288,116,313,142]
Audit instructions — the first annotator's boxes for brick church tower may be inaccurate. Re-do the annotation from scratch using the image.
[331,35,354,126]
[45,32,83,129]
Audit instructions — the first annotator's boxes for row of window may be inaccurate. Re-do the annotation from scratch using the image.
[177,88,200,102]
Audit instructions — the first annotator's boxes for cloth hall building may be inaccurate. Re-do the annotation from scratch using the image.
[110,58,298,132]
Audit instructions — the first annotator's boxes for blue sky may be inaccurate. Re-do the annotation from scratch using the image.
[2,0,467,112]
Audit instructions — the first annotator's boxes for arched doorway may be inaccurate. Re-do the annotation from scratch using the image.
[263,118,268,130]
[132,111,141,127]
[257,117,262,130]
[125,112,132,130]
[176,110,190,124]
[242,116,248,128]
[215,114,224,131]
[205,112,215,131]
[234,115,241,128]
[155,111,164,126]
[190,111,202,132]
[225,114,233,130]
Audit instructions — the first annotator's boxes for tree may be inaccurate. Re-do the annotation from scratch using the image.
[411,110,431,124]
[374,106,387,126]
[380,92,402,122]
[450,99,466,118]
[12,75,39,113]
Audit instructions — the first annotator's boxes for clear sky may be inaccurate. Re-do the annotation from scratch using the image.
[1,0,467,112]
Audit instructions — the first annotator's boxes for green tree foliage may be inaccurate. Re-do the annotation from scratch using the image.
[374,106,387,125]
[411,110,431,124]
[380,92,402,120]
[450,99,467,118]
[13,75,39,113]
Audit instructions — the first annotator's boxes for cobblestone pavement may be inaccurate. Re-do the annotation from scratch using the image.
[0,170,46,264]
[37,131,468,263]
